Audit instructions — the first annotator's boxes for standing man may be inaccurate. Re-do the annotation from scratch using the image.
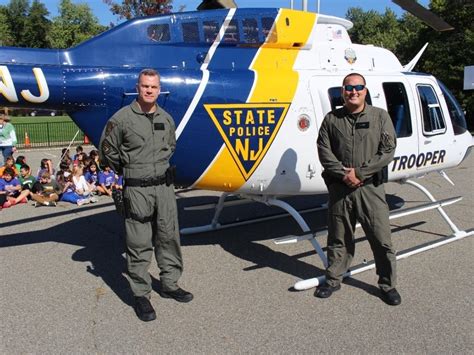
[100,68,192,322]
[316,73,401,305]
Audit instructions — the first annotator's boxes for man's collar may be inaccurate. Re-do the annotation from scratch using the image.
[130,100,158,115]
[343,104,368,116]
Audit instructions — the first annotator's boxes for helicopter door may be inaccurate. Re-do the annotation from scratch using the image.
[407,76,452,173]
[379,80,419,178]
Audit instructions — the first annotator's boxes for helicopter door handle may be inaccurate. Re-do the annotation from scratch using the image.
[424,140,432,145]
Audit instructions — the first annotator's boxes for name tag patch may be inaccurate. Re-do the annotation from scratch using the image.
[154,123,165,130]
[355,122,369,129]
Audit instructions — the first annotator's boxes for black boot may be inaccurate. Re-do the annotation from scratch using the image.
[380,288,402,306]
[134,296,156,321]
[160,287,194,303]
[314,283,341,298]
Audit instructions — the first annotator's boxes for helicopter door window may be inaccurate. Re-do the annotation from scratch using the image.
[182,22,200,43]
[203,20,220,43]
[437,80,468,135]
[242,18,259,43]
[147,24,170,42]
[382,82,412,138]
[328,87,372,111]
[417,85,446,135]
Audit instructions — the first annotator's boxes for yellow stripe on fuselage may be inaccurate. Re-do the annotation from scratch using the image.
[195,9,316,191]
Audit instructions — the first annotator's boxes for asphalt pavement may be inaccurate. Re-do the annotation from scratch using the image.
[1,148,473,353]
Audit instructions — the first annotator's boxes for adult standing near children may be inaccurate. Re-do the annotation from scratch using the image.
[0,113,17,165]
[316,73,401,305]
[99,68,192,322]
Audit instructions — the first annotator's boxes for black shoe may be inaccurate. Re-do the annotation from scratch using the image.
[134,296,156,322]
[160,287,194,303]
[315,283,341,298]
[380,288,402,306]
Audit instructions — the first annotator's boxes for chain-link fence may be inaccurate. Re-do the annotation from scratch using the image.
[14,122,89,149]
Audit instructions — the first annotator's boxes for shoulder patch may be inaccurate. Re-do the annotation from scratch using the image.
[101,140,112,154]
[105,121,116,136]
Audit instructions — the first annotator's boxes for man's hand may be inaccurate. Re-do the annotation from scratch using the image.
[343,167,363,188]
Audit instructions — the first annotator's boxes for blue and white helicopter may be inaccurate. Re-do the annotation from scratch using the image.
[1,1,472,290]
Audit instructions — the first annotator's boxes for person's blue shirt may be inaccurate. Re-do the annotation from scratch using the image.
[85,171,99,185]
[99,170,115,187]
[0,177,20,193]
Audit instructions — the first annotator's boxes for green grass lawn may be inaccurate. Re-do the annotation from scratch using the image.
[11,115,86,147]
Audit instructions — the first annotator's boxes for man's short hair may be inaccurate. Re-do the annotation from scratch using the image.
[20,164,30,171]
[342,72,366,85]
[138,68,160,82]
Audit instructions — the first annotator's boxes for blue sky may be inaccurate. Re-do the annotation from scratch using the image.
[0,0,430,26]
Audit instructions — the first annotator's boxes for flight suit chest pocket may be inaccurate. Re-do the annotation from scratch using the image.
[153,119,169,144]
[355,121,370,141]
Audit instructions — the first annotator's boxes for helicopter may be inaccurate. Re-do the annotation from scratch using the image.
[0,3,472,290]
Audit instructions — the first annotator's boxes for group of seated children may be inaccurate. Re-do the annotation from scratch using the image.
[0,146,123,209]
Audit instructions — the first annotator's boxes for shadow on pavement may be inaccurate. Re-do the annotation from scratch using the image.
[0,193,409,305]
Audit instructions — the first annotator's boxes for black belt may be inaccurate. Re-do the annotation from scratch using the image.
[125,174,166,187]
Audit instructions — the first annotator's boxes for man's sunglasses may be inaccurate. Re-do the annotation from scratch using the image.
[344,84,365,92]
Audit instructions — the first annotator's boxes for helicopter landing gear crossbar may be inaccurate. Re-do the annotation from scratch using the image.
[290,179,473,291]
[179,180,472,292]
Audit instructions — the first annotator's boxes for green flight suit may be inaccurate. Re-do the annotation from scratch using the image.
[99,100,183,297]
[317,104,397,291]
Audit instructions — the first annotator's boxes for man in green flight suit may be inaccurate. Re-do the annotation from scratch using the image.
[100,68,193,322]
[316,73,401,305]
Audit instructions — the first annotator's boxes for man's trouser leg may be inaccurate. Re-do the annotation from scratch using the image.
[356,184,397,291]
[125,218,154,297]
[153,184,183,292]
[326,183,357,287]
[123,185,157,297]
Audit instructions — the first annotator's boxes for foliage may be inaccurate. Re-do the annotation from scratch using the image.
[0,6,14,46]
[416,0,474,122]
[346,7,403,53]
[5,0,29,46]
[346,0,473,127]
[47,0,106,48]
[21,0,51,48]
[103,0,173,20]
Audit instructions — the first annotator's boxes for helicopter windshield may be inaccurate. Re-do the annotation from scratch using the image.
[437,80,468,135]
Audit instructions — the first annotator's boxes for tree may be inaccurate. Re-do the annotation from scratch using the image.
[0,6,14,46]
[6,0,30,47]
[346,7,403,53]
[103,0,173,20]
[346,1,473,128]
[416,0,474,126]
[21,0,51,48]
[47,0,106,48]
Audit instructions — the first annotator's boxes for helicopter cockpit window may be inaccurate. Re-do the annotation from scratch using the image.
[382,82,412,138]
[437,80,467,135]
[182,22,200,43]
[223,19,240,43]
[328,87,372,111]
[242,18,259,43]
[203,20,220,43]
[417,85,446,135]
[147,24,170,42]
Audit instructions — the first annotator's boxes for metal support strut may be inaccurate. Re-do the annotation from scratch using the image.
[293,179,473,291]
